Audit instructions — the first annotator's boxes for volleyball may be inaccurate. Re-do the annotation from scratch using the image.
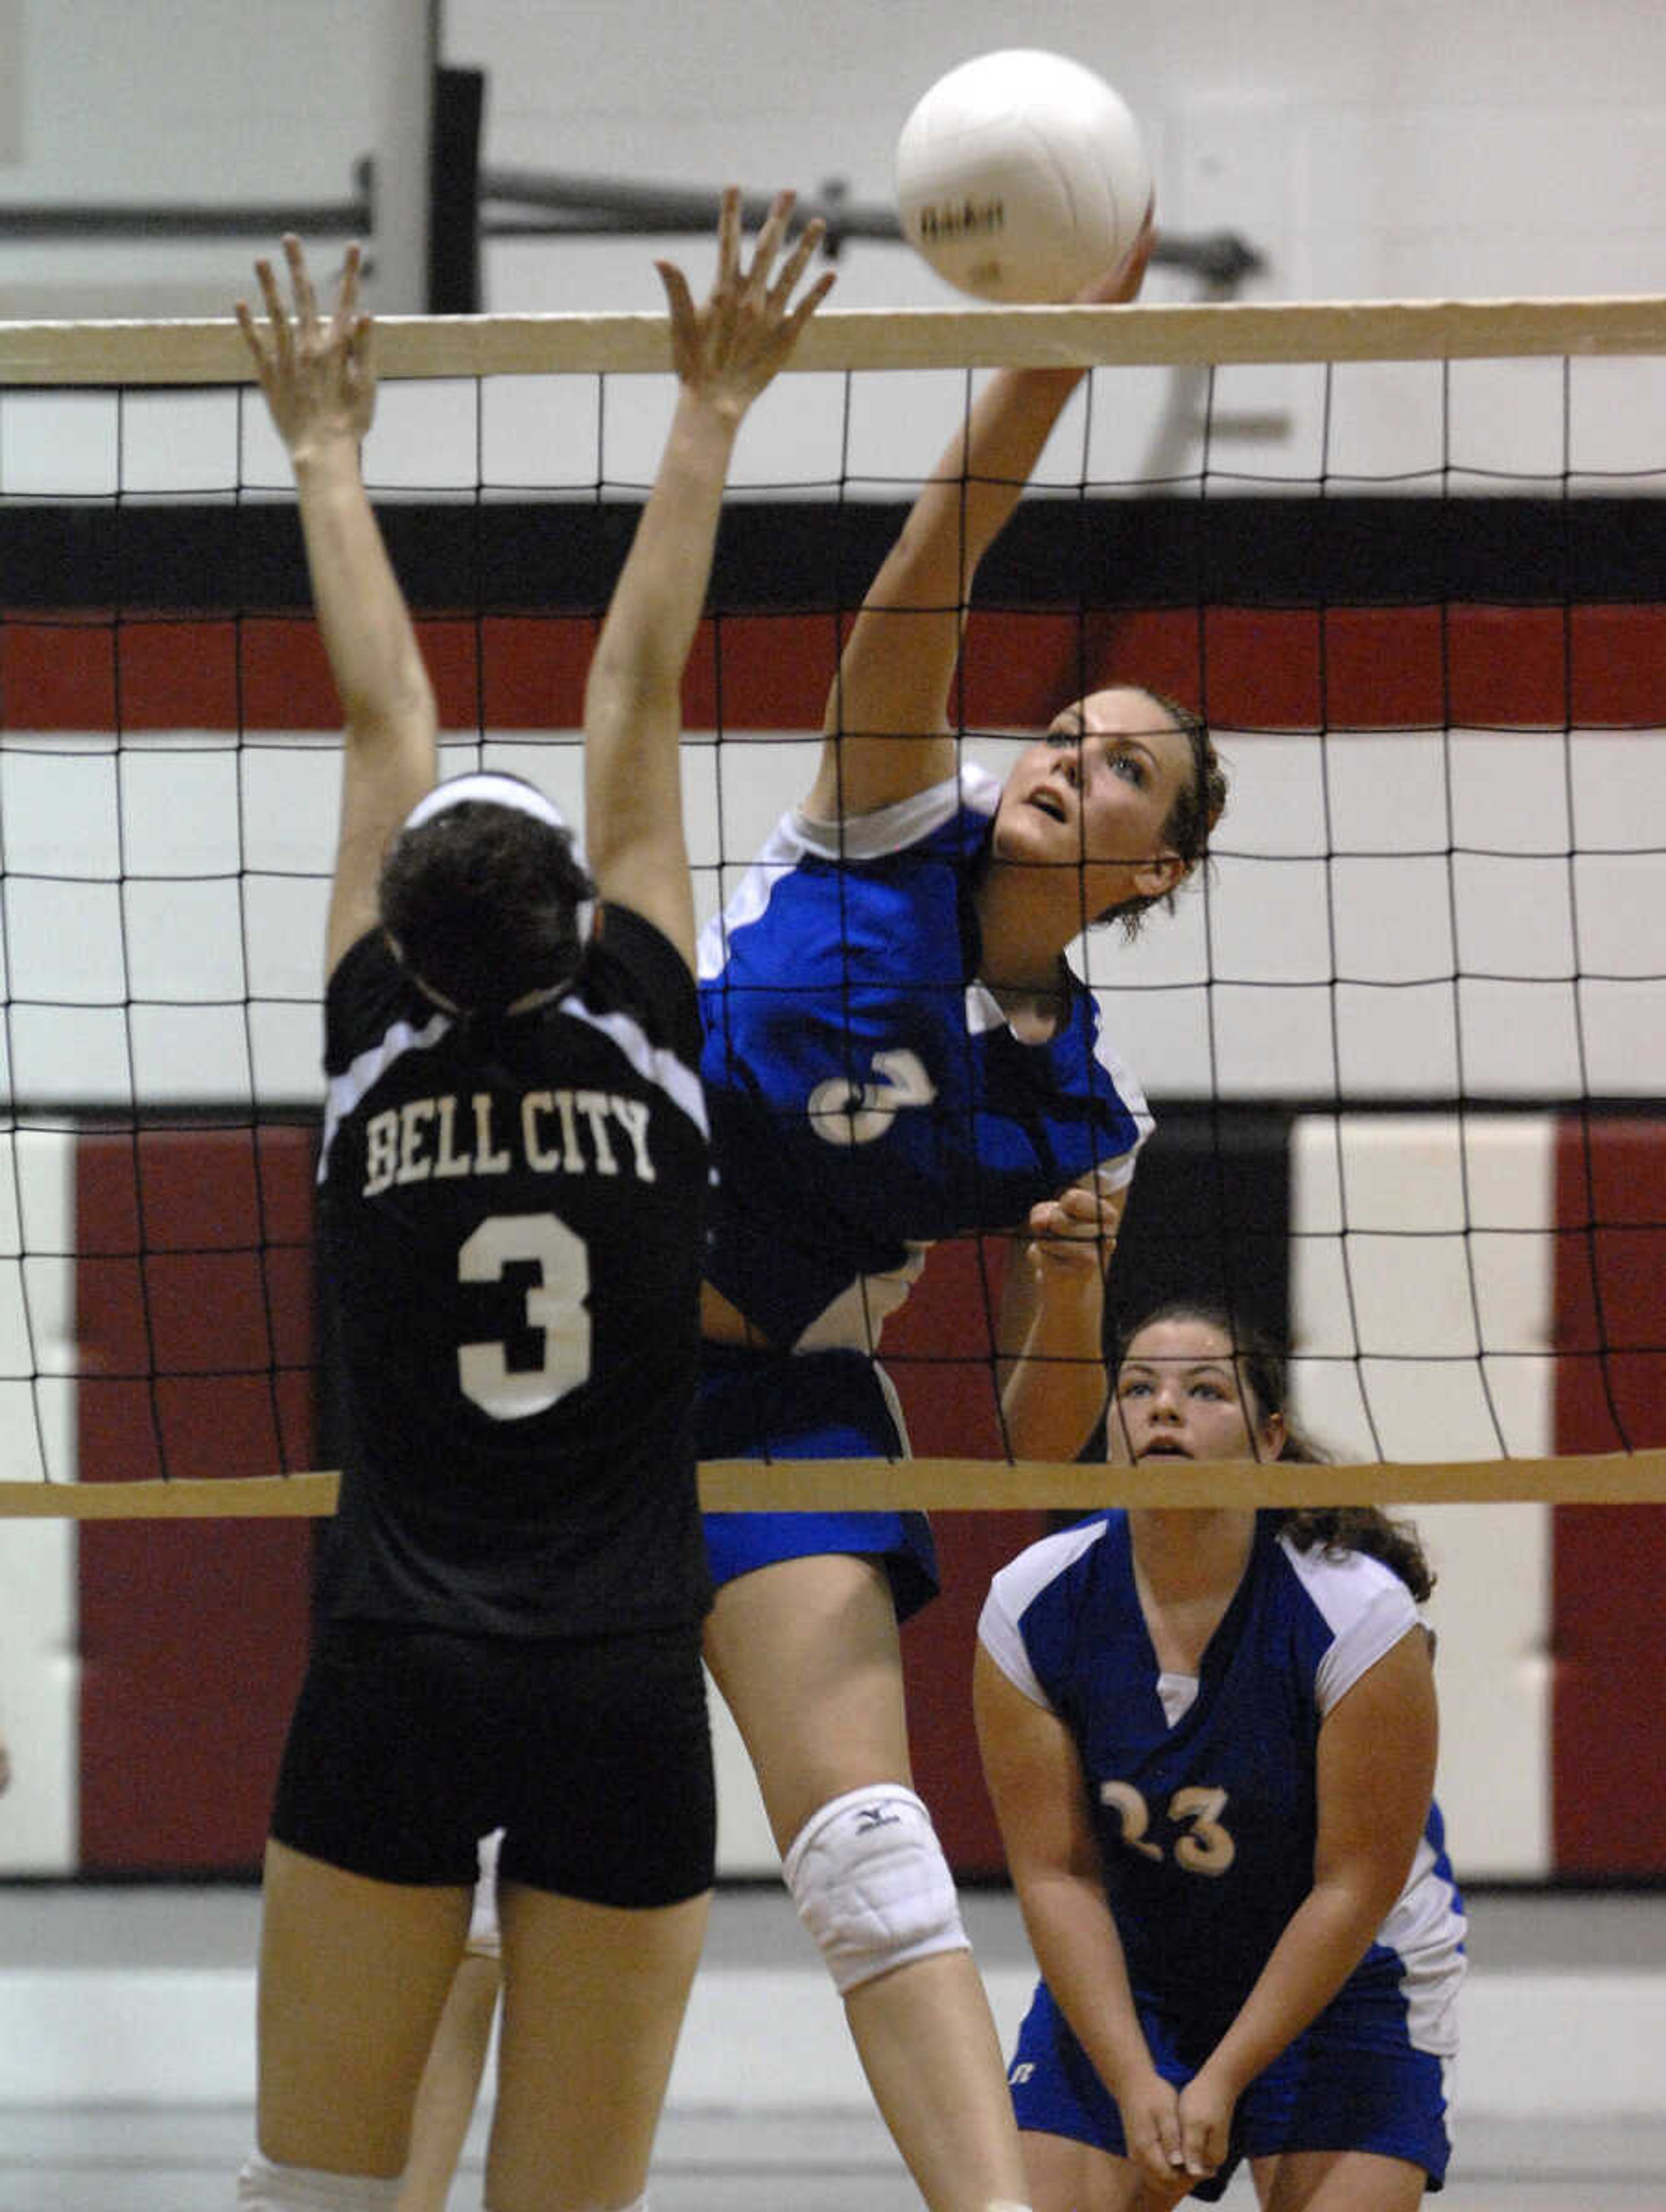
[895,49,1152,303]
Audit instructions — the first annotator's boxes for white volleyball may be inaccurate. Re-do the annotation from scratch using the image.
[895,49,1152,303]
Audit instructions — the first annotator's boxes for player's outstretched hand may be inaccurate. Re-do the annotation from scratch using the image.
[656,186,835,421]
[236,235,377,461]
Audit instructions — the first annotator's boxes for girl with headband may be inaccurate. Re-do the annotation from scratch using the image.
[233,194,831,2212]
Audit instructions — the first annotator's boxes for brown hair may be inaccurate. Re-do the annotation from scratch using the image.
[1095,687,1228,939]
[1111,1299,1436,1602]
[379,799,594,1016]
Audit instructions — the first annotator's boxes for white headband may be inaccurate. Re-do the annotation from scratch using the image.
[400,771,578,845]
[395,772,596,993]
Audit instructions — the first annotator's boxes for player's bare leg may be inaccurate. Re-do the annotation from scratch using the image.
[254,1838,471,2178]
[484,1880,709,2212]
[1254,2148,1428,2210]
[705,1551,1031,2212]
[395,1949,500,2212]
[1019,2127,1186,2212]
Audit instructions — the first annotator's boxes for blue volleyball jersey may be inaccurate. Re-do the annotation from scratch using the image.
[980,1511,1466,2056]
[696,765,1152,1351]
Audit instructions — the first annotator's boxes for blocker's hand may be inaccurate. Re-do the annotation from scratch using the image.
[655,186,835,421]
[237,235,377,461]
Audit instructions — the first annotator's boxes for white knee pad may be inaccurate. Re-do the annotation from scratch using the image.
[782,1782,969,1996]
[236,2152,400,2210]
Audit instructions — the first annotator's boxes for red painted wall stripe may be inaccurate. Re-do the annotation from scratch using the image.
[1551,1118,1666,1877]
[5,604,1664,732]
[75,1127,317,1874]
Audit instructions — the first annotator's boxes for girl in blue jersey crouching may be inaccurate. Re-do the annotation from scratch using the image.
[975,1303,1465,2210]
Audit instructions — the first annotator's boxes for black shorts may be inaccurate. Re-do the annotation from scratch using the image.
[270,1618,715,1909]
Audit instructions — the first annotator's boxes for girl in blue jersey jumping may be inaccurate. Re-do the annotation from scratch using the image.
[692,212,1231,2212]
[975,1303,1466,2210]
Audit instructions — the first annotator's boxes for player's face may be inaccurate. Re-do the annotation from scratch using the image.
[1110,1315,1286,1466]
[996,687,1191,913]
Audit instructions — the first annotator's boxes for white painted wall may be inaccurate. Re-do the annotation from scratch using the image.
[0,1131,78,1874]
[446,0,1666,304]
[1289,1114,1559,1880]
[9,0,1666,311]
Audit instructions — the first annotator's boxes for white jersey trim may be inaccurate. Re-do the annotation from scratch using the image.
[791,760,1002,864]
[977,1516,1113,1712]
[1278,1535,1421,1718]
[697,763,1000,983]
[1088,1026,1154,1169]
[319,1007,453,1180]
[561,993,709,1138]
[793,1240,931,1354]
[982,1522,1423,1726]
[1381,1831,1468,2057]
[962,979,1150,1172]
[1282,1539,1468,2051]
[1156,1670,1200,1726]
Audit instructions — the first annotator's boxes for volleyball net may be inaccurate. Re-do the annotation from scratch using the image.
[1,293,1664,1520]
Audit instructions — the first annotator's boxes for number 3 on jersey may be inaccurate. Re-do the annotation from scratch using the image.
[457,1212,591,1419]
[807,1048,936,1146]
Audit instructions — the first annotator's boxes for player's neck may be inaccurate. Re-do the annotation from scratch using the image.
[1128,1506,1256,1603]
[973,864,1075,1007]
[1129,1509,1255,1676]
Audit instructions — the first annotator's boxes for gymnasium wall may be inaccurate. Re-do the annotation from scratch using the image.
[6,0,1666,319]
[2,0,1665,1887]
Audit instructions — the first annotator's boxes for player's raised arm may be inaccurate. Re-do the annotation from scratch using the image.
[807,212,1156,822]
[583,188,833,968]
[997,1167,1128,1460]
[236,237,439,979]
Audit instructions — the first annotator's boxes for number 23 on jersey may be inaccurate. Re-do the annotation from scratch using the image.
[1100,1779,1236,1875]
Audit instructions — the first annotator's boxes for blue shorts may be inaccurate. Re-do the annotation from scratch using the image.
[696,1342,939,1622]
[1007,1978,1452,2199]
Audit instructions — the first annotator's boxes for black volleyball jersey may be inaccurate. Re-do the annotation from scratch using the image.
[315,903,712,1638]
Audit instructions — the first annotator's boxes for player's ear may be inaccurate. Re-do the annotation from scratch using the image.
[1131,848,1187,903]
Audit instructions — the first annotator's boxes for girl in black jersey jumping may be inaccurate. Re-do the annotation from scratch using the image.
[233,195,830,2212]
